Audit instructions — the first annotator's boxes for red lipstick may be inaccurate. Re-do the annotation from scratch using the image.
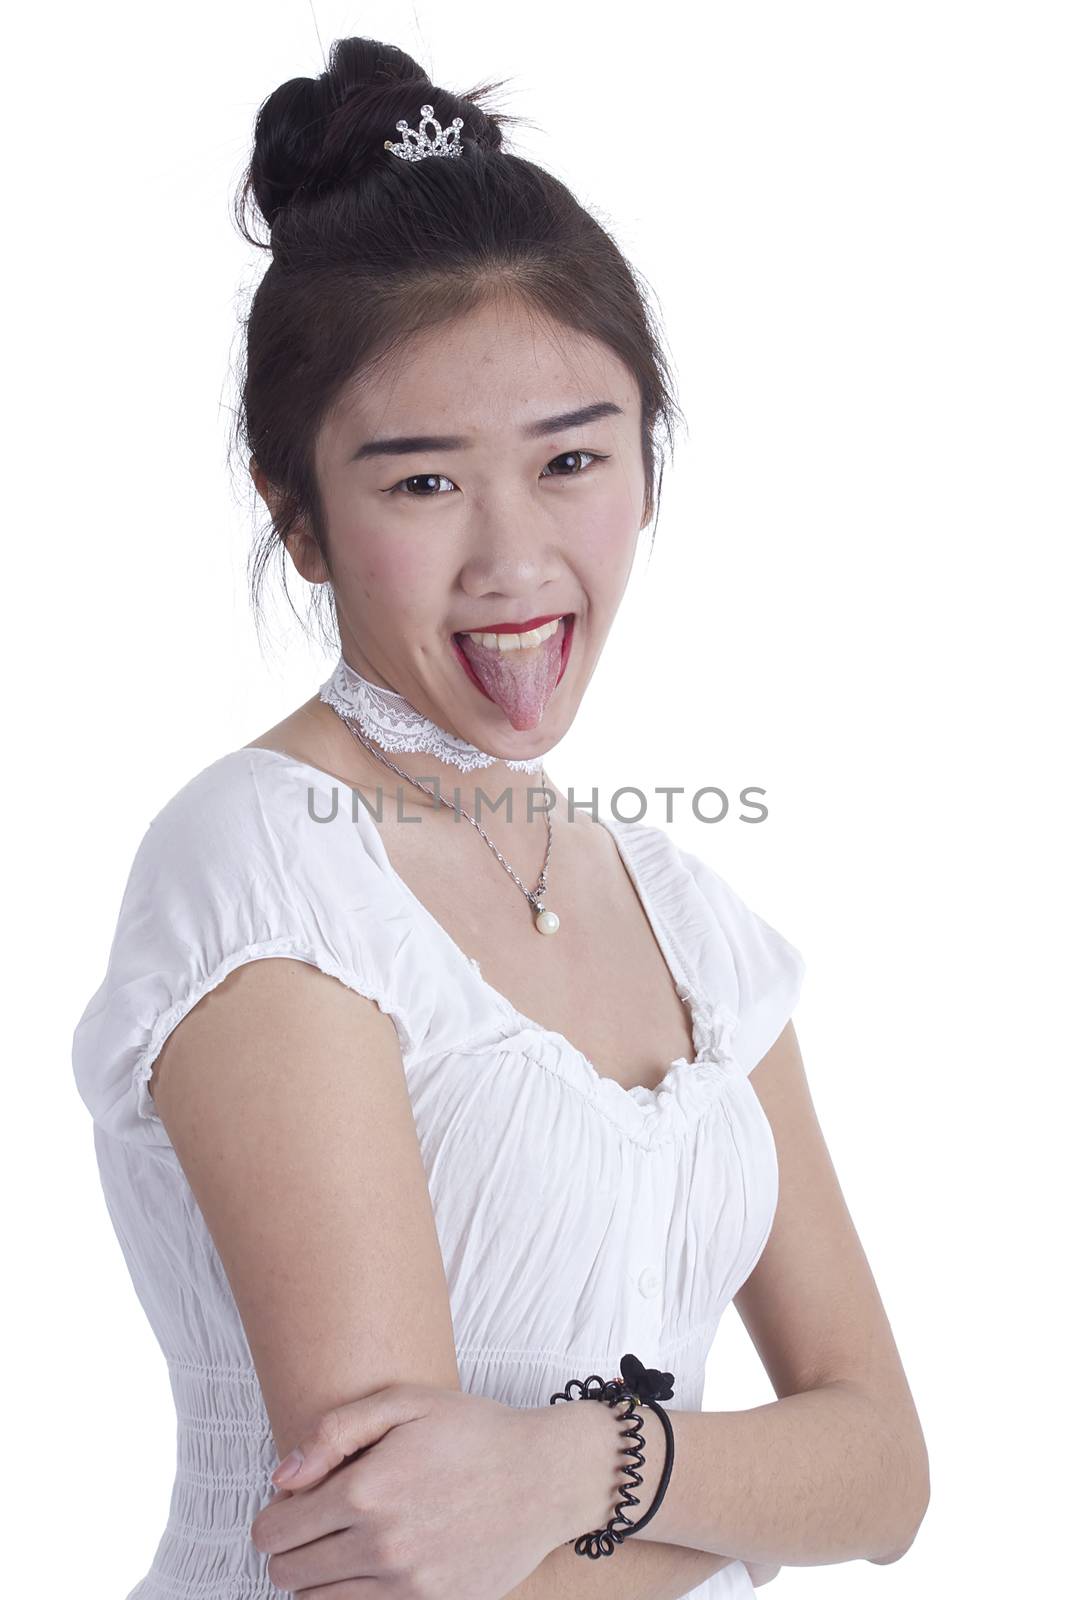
[454,613,567,635]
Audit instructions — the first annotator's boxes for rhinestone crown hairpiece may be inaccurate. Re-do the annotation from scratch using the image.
[384,103,465,163]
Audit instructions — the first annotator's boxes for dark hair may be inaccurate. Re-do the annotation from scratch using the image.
[231,36,683,652]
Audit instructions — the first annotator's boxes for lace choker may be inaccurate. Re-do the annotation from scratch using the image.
[318,653,547,774]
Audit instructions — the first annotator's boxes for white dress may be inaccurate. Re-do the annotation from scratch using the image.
[72,746,805,1600]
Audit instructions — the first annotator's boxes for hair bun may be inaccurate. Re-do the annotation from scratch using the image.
[244,36,506,235]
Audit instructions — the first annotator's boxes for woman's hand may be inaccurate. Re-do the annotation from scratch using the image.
[249,1383,578,1598]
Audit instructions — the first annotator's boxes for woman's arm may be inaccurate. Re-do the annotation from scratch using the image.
[515,1022,930,1580]
[149,956,465,1454]
[505,1540,739,1599]
[499,1397,747,1597]
[587,1022,928,1570]
[153,957,746,1599]
[500,1384,919,1593]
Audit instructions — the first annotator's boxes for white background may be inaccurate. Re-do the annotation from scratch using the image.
[6,2,1063,1594]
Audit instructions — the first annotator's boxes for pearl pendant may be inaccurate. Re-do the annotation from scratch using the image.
[535,907,560,936]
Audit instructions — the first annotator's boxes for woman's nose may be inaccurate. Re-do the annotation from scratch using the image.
[456,522,565,603]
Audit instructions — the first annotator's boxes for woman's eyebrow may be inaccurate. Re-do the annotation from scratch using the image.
[350,399,624,462]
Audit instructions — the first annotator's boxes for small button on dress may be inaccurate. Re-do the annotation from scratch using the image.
[71,746,805,1600]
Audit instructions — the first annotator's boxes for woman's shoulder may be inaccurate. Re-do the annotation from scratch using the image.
[144,741,341,825]
[117,745,416,993]
[71,747,432,1146]
[606,812,800,945]
[136,745,277,859]
[138,744,392,891]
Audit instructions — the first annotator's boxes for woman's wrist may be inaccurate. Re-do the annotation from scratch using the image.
[527,1393,668,1549]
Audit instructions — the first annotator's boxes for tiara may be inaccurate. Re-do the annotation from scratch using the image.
[384,102,465,163]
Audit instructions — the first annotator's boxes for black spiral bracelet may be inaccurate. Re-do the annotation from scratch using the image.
[549,1352,676,1558]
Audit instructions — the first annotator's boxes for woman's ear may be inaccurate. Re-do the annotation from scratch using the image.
[249,457,330,585]
[283,523,331,586]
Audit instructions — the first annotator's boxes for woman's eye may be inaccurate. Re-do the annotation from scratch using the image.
[540,449,606,479]
[387,472,459,498]
[385,450,608,498]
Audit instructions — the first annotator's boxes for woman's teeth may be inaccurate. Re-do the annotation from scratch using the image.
[459,617,563,652]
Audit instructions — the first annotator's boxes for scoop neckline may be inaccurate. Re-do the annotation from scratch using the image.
[237,744,718,1103]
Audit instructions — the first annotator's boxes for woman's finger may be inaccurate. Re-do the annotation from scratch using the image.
[251,1388,431,1574]
[258,1384,426,1508]
[249,1388,428,1587]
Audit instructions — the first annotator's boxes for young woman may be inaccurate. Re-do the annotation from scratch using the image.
[72,36,929,1600]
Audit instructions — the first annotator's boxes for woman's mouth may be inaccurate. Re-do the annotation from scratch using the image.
[451,613,575,732]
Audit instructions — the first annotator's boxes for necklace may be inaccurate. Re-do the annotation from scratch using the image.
[320,654,561,937]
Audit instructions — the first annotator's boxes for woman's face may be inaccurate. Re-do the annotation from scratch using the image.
[293,295,648,760]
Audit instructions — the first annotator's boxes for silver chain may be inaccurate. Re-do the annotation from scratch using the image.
[337,714,554,914]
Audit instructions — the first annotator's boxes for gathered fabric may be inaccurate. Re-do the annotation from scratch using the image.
[72,746,805,1599]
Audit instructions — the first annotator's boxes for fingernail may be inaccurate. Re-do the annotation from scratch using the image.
[272,1449,304,1483]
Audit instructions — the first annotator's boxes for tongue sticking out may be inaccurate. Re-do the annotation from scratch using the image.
[456,625,565,732]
